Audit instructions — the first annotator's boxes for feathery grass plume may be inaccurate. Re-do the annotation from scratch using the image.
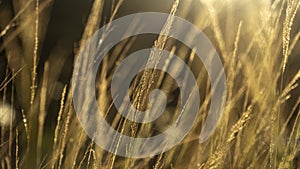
[282,0,300,74]
[202,1,226,55]
[51,85,67,169]
[121,0,180,167]
[280,70,300,100]
[30,0,39,105]
[19,109,30,166]
[203,106,252,169]
[15,128,19,169]
[132,0,179,150]
[134,0,179,112]
[227,21,243,100]
[57,103,72,169]
[102,0,179,167]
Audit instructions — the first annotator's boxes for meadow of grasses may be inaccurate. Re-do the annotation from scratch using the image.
[0,0,300,168]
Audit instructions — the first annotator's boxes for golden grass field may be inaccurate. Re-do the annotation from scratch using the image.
[0,0,300,168]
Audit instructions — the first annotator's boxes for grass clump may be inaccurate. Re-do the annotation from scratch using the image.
[0,0,300,168]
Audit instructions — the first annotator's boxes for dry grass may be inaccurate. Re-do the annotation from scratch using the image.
[0,0,300,168]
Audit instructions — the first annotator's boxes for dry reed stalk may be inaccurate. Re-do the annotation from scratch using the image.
[77,141,94,169]
[8,69,14,158]
[70,131,85,169]
[36,62,49,166]
[79,0,104,49]
[86,141,95,169]
[0,0,34,38]
[109,0,124,23]
[0,67,24,92]
[279,98,300,137]
[0,0,53,52]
